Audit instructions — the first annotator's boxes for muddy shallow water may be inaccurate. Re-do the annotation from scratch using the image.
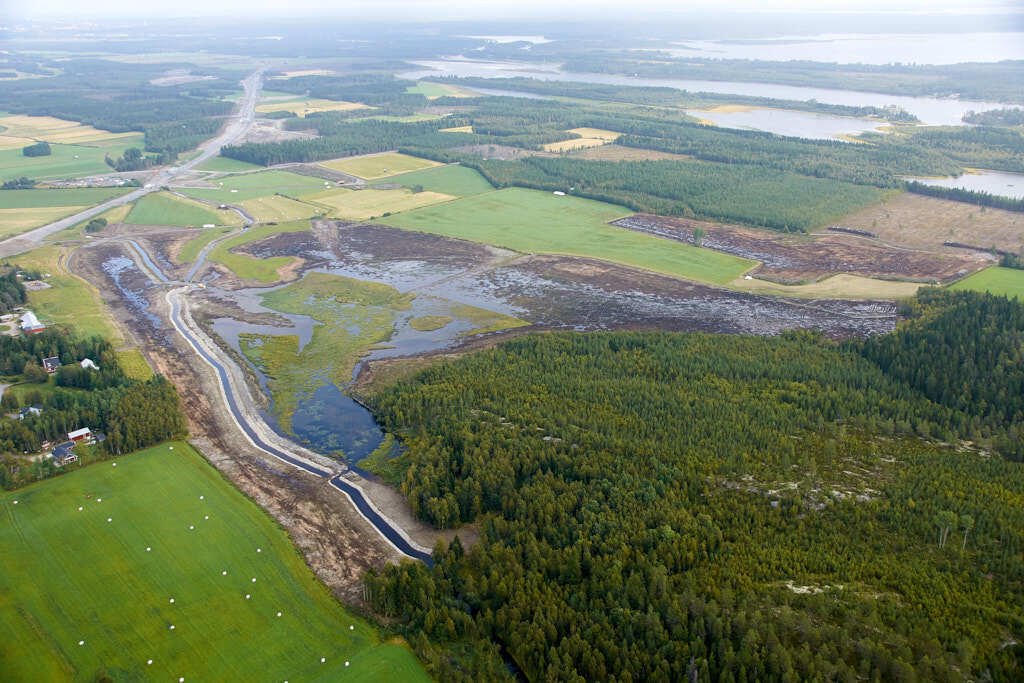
[199,220,902,461]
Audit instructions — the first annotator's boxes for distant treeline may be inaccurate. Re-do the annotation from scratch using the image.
[555,56,1024,104]
[904,180,1024,212]
[964,108,1024,127]
[441,76,920,122]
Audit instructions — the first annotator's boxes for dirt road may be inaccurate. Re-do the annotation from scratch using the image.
[0,69,264,259]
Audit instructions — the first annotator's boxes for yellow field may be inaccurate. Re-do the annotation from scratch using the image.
[300,187,455,221]
[567,127,622,141]
[544,137,610,152]
[0,206,86,239]
[439,125,474,133]
[694,104,757,114]
[318,152,443,179]
[0,114,133,145]
[729,273,923,299]
[255,98,369,116]
[238,195,323,222]
[0,135,35,150]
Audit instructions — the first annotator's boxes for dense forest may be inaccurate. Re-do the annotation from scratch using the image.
[904,181,1024,212]
[0,268,26,315]
[362,291,1024,681]
[0,329,187,488]
[963,108,1024,127]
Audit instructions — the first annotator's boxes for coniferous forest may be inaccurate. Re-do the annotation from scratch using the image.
[363,290,1024,682]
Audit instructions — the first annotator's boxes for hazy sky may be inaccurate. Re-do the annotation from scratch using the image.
[7,0,1023,21]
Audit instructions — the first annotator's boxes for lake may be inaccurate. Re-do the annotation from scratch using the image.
[401,58,1016,126]
[903,169,1024,200]
[661,32,1024,66]
[689,107,885,140]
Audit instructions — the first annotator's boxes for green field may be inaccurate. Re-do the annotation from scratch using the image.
[300,187,455,221]
[208,220,311,282]
[185,170,328,202]
[381,187,756,285]
[389,164,494,197]
[950,266,1024,299]
[0,137,144,182]
[319,153,442,180]
[13,245,123,343]
[0,442,429,682]
[195,156,263,173]
[0,188,129,209]
[177,227,233,264]
[125,193,240,227]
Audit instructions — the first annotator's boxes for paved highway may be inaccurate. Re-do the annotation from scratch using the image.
[0,69,264,259]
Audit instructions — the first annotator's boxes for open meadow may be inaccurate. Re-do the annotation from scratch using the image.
[0,114,144,181]
[185,169,328,202]
[301,187,455,221]
[208,220,311,282]
[318,153,442,180]
[11,245,124,343]
[238,194,323,222]
[389,164,494,197]
[125,192,243,227]
[950,266,1024,299]
[255,98,369,116]
[729,273,924,299]
[0,442,428,682]
[380,187,756,285]
[194,156,262,173]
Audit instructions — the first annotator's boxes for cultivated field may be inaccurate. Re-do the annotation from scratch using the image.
[837,192,1024,254]
[0,138,144,182]
[380,187,755,285]
[195,156,262,173]
[542,127,622,153]
[255,98,369,116]
[730,273,924,299]
[114,348,154,380]
[389,164,494,197]
[318,153,443,180]
[301,187,455,221]
[439,124,474,133]
[0,206,87,239]
[950,267,1024,299]
[405,82,477,98]
[0,188,129,209]
[125,193,243,227]
[185,169,328,202]
[238,194,323,222]
[0,442,428,682]
[0,114,137,144]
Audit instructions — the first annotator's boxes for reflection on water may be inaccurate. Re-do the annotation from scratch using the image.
[903,169,1024,200]
[290,382,384,461]
[401,59,1016,126]
[689,107,885,140]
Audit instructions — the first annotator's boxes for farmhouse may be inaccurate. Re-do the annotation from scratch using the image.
[20,405,42,419]
[68,427,92,443]
[80,358,99,371]
[20,311,45,334]
[51,443,78,467]
[42,356,61,373]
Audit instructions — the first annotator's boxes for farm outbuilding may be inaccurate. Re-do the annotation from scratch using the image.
[20,311,45,334]
[68,428,92,443]
[80,358,99,371]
